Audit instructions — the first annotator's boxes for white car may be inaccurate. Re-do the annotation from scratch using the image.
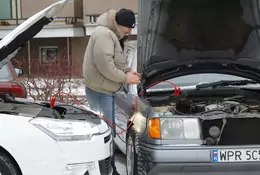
[0,1,113,175]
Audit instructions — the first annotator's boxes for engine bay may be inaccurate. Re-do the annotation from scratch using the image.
[152,93,260,146]
[154,94,260,116]
[0,94,101,125]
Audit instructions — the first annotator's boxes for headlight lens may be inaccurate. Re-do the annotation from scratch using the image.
[29,117,109,141]
[148,118,201,140]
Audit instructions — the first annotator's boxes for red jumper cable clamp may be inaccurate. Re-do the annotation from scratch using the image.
[50,97,56,108]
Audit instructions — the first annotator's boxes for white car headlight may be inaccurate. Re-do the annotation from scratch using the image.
[29,117,109,141]
[160,118,201,139]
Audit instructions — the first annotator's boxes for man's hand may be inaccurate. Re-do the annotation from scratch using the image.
[125,71,141,84]
[132,71,141,77]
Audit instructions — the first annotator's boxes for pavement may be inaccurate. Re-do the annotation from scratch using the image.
[115,152,127,175]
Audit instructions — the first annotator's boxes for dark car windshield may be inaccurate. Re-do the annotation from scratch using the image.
[150,73,248,89]
[0,64,13,82]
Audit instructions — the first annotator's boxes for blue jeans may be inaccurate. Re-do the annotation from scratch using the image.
[85,86,117,171]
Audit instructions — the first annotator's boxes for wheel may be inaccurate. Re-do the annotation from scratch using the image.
[0,152,20,175]
[126,125,148,175]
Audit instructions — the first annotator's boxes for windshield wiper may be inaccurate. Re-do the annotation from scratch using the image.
[196,80,259,89]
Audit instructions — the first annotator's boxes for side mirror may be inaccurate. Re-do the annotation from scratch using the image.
[14,68,24,76]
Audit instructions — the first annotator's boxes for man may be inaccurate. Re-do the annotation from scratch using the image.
[82,8,140,175]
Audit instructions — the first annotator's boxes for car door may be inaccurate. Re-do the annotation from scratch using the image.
[114,44,137,154]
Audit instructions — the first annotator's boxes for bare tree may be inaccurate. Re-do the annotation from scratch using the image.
[14,57,87,106]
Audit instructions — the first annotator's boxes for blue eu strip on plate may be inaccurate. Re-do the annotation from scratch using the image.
[212,149,219,162]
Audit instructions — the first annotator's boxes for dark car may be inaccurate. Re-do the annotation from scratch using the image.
[0,62,27,98]
[113,0,260,175]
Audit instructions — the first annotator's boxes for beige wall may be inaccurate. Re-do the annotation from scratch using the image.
[21,0,137,20]
[21,0,83,18]
[83,0,138,15]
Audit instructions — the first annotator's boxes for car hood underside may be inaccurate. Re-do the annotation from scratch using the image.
[138,0,260,87]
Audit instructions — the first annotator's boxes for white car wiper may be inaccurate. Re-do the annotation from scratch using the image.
[196,80,258,89]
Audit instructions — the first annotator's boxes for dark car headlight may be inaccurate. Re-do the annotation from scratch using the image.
[148,118,201,140]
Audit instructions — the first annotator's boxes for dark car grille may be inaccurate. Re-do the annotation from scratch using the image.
[104,135,111,143]
[99,156,112,175]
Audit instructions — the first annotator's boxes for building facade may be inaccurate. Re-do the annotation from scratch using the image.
[0,0,138,77]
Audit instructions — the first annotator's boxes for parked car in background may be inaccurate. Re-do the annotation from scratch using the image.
[0,62,27,98]
[0,0,113,175]
[114,0,260,174]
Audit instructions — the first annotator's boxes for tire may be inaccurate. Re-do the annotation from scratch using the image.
[126,125,148,175]
[0,152,20,175]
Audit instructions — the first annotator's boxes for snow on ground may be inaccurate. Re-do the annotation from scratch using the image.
[21,78,86,96]
[116,152,127,175]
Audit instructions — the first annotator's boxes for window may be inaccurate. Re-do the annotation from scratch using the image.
[0,64,13,82]
[124,48,134,67]
[0,0,11,19]
[39,46,58,63]
[123,47,138,94]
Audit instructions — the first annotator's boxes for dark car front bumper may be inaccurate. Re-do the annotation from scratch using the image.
[140,144,260,175]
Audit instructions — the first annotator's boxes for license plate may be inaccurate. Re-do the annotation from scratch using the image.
[212,149,260,162]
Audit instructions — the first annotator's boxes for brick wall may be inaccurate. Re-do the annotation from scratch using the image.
[12,35,137,78]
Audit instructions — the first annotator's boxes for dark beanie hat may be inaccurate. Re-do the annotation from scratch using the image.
[115,8,136,28]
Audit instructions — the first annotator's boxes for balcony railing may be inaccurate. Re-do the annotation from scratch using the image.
[85,13,138,24]
[0,17,83,26]
[0,0,84,27]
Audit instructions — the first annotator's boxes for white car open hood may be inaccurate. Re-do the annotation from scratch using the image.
[0,0,72,69]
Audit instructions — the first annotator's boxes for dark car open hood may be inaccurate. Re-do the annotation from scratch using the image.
[137,0,260,89]
[0,0,72,69]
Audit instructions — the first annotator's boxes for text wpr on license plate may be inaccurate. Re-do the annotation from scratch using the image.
[212,149,260,162]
